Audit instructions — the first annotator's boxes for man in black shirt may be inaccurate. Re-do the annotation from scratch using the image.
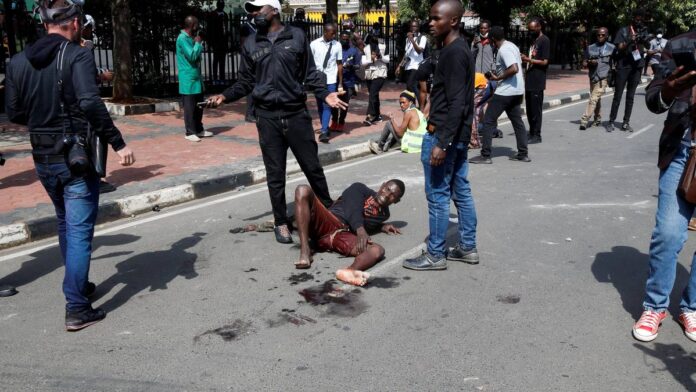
[208,0,347,245]
[608,9,649,132]
[293,180,405,286]
[521,17,550,144]
[403,0,479,271]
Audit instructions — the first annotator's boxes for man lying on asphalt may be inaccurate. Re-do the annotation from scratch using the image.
[292,180,405,286]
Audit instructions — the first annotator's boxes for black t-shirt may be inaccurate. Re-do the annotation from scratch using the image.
[428,37,474,149]
[614,25,648,69]
[525,34,550,91]
[329,183,390,233]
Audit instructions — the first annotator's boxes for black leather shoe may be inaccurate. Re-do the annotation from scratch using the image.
[0,284,18,297]
[319,133,330,143]
[469,155,492,164]
[509,154,531,162]
[274,225,293,244]
[84,282,96,298]
[402,251,447,271]
[579,123,587,130]
[65,307,106,332]
[528,135,542,144]
[492,129,504,138]
[99,181,116,194]
[622,123,633,132]
[605,123,614,133]
[447,245,480,264]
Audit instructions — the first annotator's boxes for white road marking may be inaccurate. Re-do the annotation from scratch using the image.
[612,163,654,169]
[626,124,654,139]
[530,200,651,209]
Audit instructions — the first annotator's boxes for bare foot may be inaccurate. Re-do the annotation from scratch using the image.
[335,268,370,286]
[294,257,313,269]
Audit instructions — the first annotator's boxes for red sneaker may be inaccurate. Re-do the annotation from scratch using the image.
[329,122,339,131]
[633,310,667,342]
[336,123,345,132]
[679,311,696,341]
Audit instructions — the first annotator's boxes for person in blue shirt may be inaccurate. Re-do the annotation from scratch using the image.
[331,30,362,132]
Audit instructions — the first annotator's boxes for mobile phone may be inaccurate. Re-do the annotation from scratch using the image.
[673,50,696,72]
[196,101,208,108]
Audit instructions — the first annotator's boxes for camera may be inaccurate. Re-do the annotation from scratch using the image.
[196,29,206,40]
[61,134,90,175]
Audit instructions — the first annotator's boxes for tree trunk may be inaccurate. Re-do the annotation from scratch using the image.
[326,0,338,23]
[112,0,133,101]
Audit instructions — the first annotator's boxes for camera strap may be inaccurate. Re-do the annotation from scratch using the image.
[56,40,74,140]
[322,40,334,69]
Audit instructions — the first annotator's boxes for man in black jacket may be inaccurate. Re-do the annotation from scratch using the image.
[292,180,404,286]
[208,0,346,245]
[402,0,479,271]
[4,0,135,331]
[632,31,696,343]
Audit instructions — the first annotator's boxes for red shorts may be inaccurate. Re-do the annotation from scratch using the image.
[310,197,358,257]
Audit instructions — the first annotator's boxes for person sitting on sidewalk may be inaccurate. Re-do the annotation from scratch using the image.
[292,180,405,286]
[369,90,426,154]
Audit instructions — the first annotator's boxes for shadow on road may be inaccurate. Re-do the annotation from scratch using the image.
[633,342,696,391]
[0,234,140,290]
[94,232,206,313]
[591,245,689,320]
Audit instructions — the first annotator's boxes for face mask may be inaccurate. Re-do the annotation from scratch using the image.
[528,30,539,39]
[657,34,663,39]
[254,13,270,32]
[400,103,412,112]
[340,39,349,48]
[82,39,94,51]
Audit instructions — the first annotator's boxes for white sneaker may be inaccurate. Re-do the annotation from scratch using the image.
[196,131,213,138]
[185,134,201,142]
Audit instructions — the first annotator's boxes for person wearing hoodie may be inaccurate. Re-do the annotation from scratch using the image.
[4,0,136,331]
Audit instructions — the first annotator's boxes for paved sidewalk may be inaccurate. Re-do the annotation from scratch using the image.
[0,69,650,247]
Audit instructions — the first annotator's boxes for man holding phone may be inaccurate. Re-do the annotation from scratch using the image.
[176,15,213,142]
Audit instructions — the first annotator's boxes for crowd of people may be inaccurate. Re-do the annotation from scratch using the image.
[2,0,696,351]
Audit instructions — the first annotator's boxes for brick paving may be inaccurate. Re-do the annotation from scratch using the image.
[0,69,599,225]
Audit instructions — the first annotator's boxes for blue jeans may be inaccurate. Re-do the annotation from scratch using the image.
[35,162,99,312]
[316,83,337,135]
[644,131,696,312]
[421,133,478,258]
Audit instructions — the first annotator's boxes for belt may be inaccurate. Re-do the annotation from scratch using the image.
[427,123,436,134]
[33,154,65,164]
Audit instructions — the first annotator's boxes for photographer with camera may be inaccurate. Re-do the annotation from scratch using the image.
[578,27,615,130]
[631,30,696,343]
[4,0,135,330]
[176,15,213,142]
[607,9,650,132]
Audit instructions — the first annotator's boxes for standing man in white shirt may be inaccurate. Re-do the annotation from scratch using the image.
[397,20,428,105]
[470,26,529,164]
[310,23,343,143]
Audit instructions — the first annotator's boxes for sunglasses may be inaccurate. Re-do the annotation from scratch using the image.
[597,34,607,37]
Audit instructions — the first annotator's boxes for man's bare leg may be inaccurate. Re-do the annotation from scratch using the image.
[293,185,315,269]
[336,244,385,286]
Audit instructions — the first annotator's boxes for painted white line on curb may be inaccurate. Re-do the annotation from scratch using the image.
[530,200,652,209]
[626,124,654,139]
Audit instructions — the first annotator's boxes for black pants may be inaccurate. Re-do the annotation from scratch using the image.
[525,90,544,136]
[212,50,226,81]
[481,94,528,158]
[404,69,420,105]
[257,110,333,226]
[332,86,353,124]
[246,94,255,120]
[182,93,204,136]
[609,67,642,124]
[366,78,385,118]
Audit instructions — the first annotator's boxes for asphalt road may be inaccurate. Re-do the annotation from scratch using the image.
[2,89,695,391]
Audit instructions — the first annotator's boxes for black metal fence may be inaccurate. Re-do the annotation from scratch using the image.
[0,7,579,98]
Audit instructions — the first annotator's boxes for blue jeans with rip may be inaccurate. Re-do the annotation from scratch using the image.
[316,83,337,135]
[35,162,99,312]
[421,133,478,258]
[644,130,696,313]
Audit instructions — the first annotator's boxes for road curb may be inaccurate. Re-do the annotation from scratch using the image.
[0,79,652,249]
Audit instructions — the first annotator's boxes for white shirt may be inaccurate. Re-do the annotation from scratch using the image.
[404,34,427,71]
[310,37,343,84]
[495,41,525,96]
